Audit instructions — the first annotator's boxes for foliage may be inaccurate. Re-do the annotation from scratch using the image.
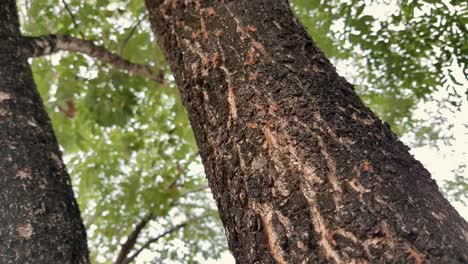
[444,164,468,205]
[19,0,467,262]
[22,0,227,262]
[292,0,466,136]
[291,0,467,204]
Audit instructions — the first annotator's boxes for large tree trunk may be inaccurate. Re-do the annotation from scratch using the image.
[145,0,468,263]
[0,1,89,263]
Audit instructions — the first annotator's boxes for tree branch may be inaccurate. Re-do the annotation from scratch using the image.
[61,0,85,39]
[120,14,148,56]
[180,185,209,196]
[20,34,164,83]
[114,212,155,264]
[123,219,195,264]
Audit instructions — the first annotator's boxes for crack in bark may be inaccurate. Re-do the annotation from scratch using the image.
[251,202,289,264]
[302,190,344,263]
[219,65,237,121]
[262,123,345,263]
[316,135,342,207]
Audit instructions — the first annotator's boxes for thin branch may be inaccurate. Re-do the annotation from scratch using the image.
[114,212,155,264]
[170,202,218,213]
[123,218,197,264]
[61,0,85,39]
[180,185,209,196]
[20,34,164,83]
[120,14,148,56]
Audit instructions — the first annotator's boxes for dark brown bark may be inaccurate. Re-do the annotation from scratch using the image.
[124,220,190,264]
[114,212,154,264]
[145,0,468,263]
[0,1,89,263]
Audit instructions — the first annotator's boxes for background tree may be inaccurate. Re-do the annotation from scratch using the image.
[0,1,88,263]
[18,0,227,262]
[15,0,467,262]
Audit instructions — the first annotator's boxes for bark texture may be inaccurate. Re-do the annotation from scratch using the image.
[145,0,468,263]
[0,1,89,263]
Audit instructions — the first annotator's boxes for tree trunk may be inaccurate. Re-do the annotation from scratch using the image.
[0,2,89,263]
[145,0,468,263]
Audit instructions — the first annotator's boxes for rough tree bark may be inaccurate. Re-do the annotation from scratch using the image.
[0,1,89,263]
[145,0,468,263]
